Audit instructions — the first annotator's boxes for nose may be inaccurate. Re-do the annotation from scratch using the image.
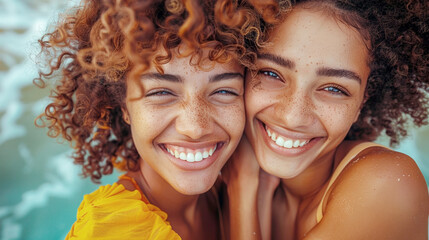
[274,89,316,129]
[175,97,213,139]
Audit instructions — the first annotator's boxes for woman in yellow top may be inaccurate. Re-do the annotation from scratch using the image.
[34,0,281,239]
[224,0,429,239]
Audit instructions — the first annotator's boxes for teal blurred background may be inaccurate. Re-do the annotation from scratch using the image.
[0,0,428,239]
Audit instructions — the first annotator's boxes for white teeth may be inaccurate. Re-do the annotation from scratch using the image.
[208,145,217,156]
[265,125,309,149]
[195,152,203,162]
[284,140,293,148]
[271,132,276,141]
[187,153,195,162]
[293,140,300,148]
[275,137,285,146]
[165,145,217,162]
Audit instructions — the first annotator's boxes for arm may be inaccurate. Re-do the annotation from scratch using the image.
[258,169,280,240]
[222,135,261,240]
[222,135,281,240]
[304,149,429,240]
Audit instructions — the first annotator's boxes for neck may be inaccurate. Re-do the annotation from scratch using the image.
[131,165,202,224]
[134,163,220,240]
[280,149,337,199]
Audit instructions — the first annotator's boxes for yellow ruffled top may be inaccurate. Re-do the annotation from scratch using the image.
[65,175,181,240]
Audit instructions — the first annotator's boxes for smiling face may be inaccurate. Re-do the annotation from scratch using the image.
[124,52,245,195]
[245,7,370,179]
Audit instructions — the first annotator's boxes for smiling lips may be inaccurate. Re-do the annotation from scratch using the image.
[265,125,310,149]
[164,144,218,163]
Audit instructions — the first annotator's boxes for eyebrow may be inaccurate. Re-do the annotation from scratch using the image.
[209,72,244,82]
[258,53,362,83]
[141,72,243,83]
[317,67,362,83]
[258,53,295,69]
[141,73,182,82]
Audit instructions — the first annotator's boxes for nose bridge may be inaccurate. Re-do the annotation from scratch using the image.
[175,95,212,139]
[275,87,315,127]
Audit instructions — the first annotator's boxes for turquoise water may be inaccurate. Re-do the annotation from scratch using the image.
[0,1,428,239]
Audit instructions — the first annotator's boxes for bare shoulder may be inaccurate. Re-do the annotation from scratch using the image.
[306,144,429,240]
[339,146,428,206]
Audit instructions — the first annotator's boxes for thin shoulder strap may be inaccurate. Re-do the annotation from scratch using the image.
[316,142,386,223]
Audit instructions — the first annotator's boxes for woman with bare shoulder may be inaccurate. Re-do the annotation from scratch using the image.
[225,0,429,239]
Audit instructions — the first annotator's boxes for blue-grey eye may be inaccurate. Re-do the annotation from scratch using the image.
[215,89,238,96]
[146,90,173,97]
[261,70,279,79]
[324,86,348,96]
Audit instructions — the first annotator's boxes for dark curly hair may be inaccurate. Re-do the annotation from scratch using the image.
[285,0,429,146]
[35,0,285,183]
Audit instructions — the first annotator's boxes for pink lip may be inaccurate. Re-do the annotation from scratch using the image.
[159,142,224,171]
[257,120,321,157]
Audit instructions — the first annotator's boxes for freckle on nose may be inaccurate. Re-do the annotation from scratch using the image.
[192,95,209,129]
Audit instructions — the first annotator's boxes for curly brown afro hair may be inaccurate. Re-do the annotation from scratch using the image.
[34,0,285,183]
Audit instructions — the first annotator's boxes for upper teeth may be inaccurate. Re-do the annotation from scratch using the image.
[266,127,309,149]
[166,145,217,162]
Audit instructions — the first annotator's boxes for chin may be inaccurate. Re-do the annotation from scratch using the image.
[257,153,304,180]
[173,177,217,195]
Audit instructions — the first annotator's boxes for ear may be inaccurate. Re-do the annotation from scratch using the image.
[122,107,131,124]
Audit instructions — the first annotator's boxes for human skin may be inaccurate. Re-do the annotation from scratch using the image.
[121,49,245,239]
[245,8,368,182]
[228,6,429,240]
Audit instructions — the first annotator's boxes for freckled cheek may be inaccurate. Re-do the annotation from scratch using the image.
[214,101,246,138]
[317,103,361,133]
[128,105,171,143]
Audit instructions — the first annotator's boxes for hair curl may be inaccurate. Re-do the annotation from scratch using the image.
[285,0,429,146]
[35,0,283,183]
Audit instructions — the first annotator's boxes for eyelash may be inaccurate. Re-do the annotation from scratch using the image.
[146,89,238,98]
[323,85,350,96]
[259,70,281,80]
[146,89,174,97]
[213,89,238,96]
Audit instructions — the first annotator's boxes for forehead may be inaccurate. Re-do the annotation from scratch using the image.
[265,7,369,69]
[153,46,243,74]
